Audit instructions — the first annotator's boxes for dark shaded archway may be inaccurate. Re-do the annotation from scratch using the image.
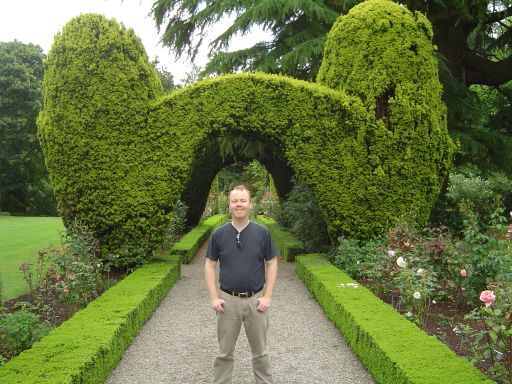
[180,137,293,227]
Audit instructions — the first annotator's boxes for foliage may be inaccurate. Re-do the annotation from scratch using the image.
[447,80,512,175]
[40,3,451,265]
[297,253,493,384]
[0,256,181,383]
[153,62,179,92]
[274,179,329,252]
[18,250,52,295]
[461,280,512,384]
[18,220,104,310]
[163,200,188,248]
[0,41,56,215]
[151,0,339,81]
[443,202,512,305]
[51,220,103,308]
[333,237,384,280]
[334,201,512,335]
[38,14,164,267]
[0,311,52,356]
[151,0,512,88]
[432,166,512,232]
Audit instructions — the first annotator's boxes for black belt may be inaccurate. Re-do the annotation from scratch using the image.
[220,287,263,298]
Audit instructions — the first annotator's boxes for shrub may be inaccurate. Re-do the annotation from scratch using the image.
[461,279,512,384]
[443,202,512,305]
[432,167,512,233]
[51,221,103,308]
[275,180,329,252]
[0,311,52,356]
[332,237,384,280]
[163,200,188,248]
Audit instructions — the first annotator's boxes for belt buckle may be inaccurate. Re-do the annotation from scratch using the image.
[239,292,249,298]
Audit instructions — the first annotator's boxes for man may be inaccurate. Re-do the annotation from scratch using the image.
[205,185,279,384]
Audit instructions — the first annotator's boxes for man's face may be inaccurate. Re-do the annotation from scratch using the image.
[229,189,252,219]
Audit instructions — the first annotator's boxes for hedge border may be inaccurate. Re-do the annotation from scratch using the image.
[170,214,227,263]
[295,254,493,384]
[254,216,303,261]
[0,252,180,384]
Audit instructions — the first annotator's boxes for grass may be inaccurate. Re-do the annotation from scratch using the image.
[0,216,64,301]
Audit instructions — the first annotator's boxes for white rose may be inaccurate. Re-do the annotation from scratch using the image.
[413,291,421,299]
[396,256,407,268]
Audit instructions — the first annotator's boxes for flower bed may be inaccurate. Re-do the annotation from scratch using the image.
[296,254,493,384]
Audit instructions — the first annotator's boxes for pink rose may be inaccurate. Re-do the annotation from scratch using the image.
[402,242,411,249]
[479,290,496,307]
[460,269,467,277]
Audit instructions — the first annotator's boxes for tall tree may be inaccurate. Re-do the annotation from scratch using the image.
[151,0,511,86]
[0,41,56,214]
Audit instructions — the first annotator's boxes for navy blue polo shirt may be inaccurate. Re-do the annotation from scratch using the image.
[206,221,278,292]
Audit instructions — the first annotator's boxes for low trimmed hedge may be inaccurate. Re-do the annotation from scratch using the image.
[170,214,227,263]
[254,216,303,261]
[296,254,493,384]
[0,252,181,384]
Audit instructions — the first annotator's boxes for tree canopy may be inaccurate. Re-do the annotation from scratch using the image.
[151,0,511,86]
[0,41,56,215]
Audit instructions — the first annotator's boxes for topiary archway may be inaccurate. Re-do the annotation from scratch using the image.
[38,0,454,267]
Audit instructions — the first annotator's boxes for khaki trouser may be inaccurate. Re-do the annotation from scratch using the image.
[213,291,273,384]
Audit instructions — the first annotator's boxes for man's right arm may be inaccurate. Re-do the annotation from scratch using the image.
[205,258,225,312]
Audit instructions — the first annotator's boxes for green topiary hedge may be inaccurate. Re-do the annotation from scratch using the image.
[39,0,453,266]
[37,14,166,266]
[316,0,455,238]
[0,253,180,383]
[254,215,303,261]
[170,214,227,263]
[296,254,492,384]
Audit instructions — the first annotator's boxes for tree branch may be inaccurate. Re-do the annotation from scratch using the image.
[485,6,512,24]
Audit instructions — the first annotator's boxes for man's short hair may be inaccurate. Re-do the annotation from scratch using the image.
[229,185,252,200]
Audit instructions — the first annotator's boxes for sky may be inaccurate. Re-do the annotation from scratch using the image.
[0,0,267,83]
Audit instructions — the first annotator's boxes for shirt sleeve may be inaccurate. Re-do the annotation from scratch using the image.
[205,232,219,260]
[265,230,279,260]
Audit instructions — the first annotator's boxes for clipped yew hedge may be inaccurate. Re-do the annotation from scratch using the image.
[0,253,180,384]
[316,0,454,238]
[170,214,227,263]
[296,254,492,384]
[39,0,453,267]
[254,215,303,261]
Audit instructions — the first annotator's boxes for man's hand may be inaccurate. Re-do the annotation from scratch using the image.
[211,298,225,312]
[257,296,272,312]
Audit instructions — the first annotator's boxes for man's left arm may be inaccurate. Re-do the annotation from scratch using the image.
[257,257,278,312]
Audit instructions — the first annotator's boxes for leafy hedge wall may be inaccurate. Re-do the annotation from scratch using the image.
[39,0,453,266]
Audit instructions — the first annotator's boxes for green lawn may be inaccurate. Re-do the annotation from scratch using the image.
[0,216,65,301]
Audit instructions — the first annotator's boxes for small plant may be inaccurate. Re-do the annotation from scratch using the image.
[0,311,53,356]
[18,248,53,294]
[461,280,512,383]
[444,200,512,305]
[333,237,385,281]
[393,258,437,327]
[51,220,103,308]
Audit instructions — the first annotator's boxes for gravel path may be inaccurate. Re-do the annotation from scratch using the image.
[106,242,375,384]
